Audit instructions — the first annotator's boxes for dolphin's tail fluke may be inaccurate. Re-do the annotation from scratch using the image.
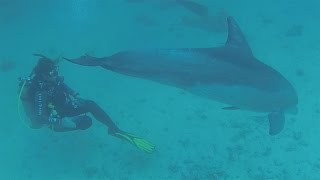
[63,55,106,67]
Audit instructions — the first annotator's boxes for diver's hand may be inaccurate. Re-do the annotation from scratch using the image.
[68,92,79,100]
[48,110,61,125]
[69,91,79,98]
[48,115,60,125]
[109,129,155,153]
[68,94,81,108]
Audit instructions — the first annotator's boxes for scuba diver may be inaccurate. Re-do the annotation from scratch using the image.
[18,54,155,153]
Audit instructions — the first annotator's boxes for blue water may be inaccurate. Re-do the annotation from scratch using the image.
[0,0,319,179]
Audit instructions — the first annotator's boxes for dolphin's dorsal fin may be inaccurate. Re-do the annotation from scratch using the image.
[225,17,252,56]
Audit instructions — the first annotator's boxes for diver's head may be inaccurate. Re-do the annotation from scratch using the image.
[33,56,58,79]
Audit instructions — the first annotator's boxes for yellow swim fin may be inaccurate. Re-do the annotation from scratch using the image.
[113,131,155,153]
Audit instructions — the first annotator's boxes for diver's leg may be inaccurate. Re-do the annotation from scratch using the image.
[52,115,92,132]
[72,115,92,130]
[64,99,120,133]
[62,99,155,153]
[83,100,120,133]
[51,124,76,132]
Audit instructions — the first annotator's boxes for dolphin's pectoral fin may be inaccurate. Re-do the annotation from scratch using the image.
[268,111,285,135]
[63,55,106,66]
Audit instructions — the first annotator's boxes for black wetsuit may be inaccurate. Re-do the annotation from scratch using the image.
[20,75,119,133]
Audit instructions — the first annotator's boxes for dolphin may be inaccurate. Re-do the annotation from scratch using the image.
[64,17,298,135]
